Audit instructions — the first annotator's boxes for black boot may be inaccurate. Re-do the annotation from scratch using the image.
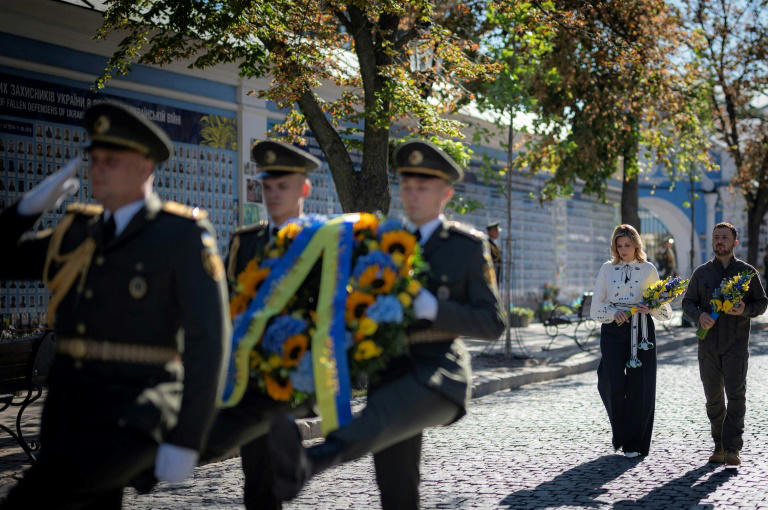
[267,415,344,502]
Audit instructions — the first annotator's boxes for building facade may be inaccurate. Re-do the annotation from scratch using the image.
[9,0,748,331]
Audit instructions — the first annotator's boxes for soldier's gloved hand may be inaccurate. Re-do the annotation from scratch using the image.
[18,157,81,216]
[413,289,438,320]
[154,443,199,484]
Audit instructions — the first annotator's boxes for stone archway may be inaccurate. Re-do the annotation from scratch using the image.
[639,196,702,277]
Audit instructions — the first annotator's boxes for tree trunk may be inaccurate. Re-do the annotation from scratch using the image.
[355,126,392,213]
[620,118,640,231]
[746,191,768,266]
[621,170,640,231]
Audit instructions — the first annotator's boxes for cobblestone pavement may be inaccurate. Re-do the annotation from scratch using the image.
[123,332,768,509]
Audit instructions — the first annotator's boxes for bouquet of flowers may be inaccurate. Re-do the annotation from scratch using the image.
[696,270,755,340]
[624,277,688,334]
[622,276,688,369]
[346,215,426,381]
[225,213,427,409]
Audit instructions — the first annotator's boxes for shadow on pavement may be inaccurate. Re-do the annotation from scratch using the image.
[613,463,735,509]
[499,454,637,509]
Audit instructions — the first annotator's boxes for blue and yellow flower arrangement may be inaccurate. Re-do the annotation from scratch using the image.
[696,270,755,340]
[226,213,427,408]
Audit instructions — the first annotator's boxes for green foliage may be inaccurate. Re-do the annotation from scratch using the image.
[94,0,499,212]
[472,0,717,206]
[509,306,534,319]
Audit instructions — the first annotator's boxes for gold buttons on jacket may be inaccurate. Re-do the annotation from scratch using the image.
[128,276,148,299]
[84,289,94,299]
[76,323,86,335]
[95,255,105,266]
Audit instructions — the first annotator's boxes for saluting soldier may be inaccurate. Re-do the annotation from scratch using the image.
[0,101,230,509]
[197,140,320,510]
[486,221,503,284]
[268,140,506,509]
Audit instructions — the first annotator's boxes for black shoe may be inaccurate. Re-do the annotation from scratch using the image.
[268,415,311,502]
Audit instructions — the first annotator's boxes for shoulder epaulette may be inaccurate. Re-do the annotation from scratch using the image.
[234,221,268,235]
[66,203,104,216]
[162,201,208,220]
[446,221,485,242]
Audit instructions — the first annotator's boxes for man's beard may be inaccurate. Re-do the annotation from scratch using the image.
[714,245,732,256]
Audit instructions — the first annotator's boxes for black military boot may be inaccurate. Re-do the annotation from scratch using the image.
[268,415,344,501]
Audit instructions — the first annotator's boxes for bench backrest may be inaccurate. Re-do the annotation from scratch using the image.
[0,331,55,394]
[579,294,593,319]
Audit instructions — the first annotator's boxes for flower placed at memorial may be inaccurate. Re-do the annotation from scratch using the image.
[696,270,755,340]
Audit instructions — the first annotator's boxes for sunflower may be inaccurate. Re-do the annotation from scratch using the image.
[265,375,293,401]
[380,231,416,261]
[354,213,379,239]
[346,291,376,323]
[229,293,249,321]
[237,267,270,298]
[276,223,302,248]
[353,340,383,361]
[407,279,422,295]
[358,265,397,294]
[281,334,308,367]
[358,317,378,336]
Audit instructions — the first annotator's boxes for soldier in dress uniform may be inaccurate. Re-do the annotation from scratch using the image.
[486,221,503,285]
[0,101,230,509]
[268,140,506,509]
[197,140,320,510]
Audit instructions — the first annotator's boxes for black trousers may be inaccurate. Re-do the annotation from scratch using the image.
[1,422,156,509]
[202,389,312,510]
[326,372,459,510]
[597,320,657,456]
[698,344,748,452]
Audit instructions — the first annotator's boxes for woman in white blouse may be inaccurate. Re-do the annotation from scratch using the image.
[591,224,672,458]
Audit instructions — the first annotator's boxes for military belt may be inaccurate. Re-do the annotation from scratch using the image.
[57,338,180,365]
[406,328,456,344]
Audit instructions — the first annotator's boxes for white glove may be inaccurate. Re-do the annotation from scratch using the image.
[154,443,199,484]
[413,289,439,320]
[18,157,81,215]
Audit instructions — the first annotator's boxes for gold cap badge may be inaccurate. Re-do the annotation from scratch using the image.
[94,115,110,135]
[408,150,424,166]
[264,150,277,164]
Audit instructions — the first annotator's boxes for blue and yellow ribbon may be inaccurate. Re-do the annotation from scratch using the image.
[221,216,355,435]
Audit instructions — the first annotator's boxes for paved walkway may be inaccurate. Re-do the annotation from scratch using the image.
[127,326,768,509]
[1,311,764,502]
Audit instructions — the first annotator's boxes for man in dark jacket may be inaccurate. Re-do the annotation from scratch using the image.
[682,222,767,467]
[486,221,503,284]
[0,101,230,508]
[268,140,506,509]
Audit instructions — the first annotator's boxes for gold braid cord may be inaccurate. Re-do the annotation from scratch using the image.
[227,234,241,283]
[43,214,96,327]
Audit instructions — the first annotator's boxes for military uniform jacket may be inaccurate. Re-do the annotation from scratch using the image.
[392,219,506,420]
[682,257,768,354]
[0,194,230,451]
[226,221,270,284]
[488,238,502,283]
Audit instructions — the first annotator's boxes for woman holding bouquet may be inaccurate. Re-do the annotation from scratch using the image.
[591,224,672,458]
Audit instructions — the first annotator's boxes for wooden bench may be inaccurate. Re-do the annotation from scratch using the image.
[0,330,55,462]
